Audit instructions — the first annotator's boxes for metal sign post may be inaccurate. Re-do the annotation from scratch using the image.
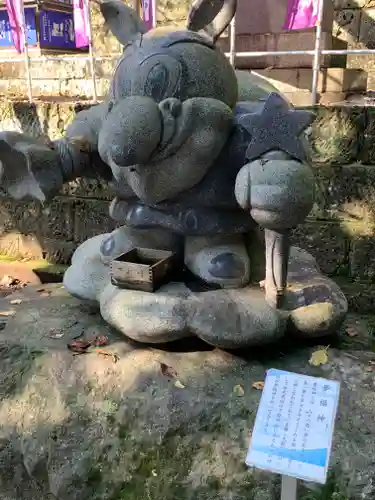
[311,0,325,105]
[281,475,297,500]
[229,16,236,67]
[19,0,33,102]
[87,0,98,102]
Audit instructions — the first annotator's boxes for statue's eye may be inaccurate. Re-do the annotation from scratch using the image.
[131,53,183,102]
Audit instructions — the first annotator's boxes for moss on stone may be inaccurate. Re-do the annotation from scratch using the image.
[307,106,365,165]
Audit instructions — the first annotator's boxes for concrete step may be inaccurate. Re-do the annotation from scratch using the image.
[0,57,118,80]
[0,77,110,99]
[218,32,347,69]
[252,68,367,95]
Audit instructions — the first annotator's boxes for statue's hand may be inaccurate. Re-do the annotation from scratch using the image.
[0,131,63,203]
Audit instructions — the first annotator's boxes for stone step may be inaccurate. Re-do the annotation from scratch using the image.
[252,68,367,95]
[0,68,366,103]
[217,32,348,69]
[0,78,110,100]
[0,57,118,80]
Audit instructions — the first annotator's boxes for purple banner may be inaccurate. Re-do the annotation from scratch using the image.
[283,0,320,30]
[73,0,89,48]
[5,0,23,52]
[39,9,76,49]
[141,0,156,30]
[0,6,37,50]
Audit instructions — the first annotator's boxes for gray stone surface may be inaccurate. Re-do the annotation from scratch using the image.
[235,157,315,230]
[100,281,192,343]
[188,287,287,348]
[285,248,348,337]
[239,93,315,162]
[184,234,251,288]
[64,236,347,346]
[0,286,373,500]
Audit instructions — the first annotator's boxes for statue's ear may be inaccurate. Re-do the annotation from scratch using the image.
[186,0,237,43]
[98,0,148,46]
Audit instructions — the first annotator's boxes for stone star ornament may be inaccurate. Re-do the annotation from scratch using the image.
[238,92,315,162]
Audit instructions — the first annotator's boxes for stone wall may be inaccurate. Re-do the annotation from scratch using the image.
[3,0,375,99]
[0,101,375,311]
[334,0,375,90]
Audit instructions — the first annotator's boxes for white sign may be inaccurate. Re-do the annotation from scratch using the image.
[246,369,340,484]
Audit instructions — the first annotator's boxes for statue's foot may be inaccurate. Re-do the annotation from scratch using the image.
[63,226,182,302]
[184,235,250,288]
[283,247,348,338]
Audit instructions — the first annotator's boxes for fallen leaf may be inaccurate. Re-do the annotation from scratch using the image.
[95,349,119,363]
[36,288,52,297]
[174,380,185,389]
[10,299,22,305]
[309,347,329,366]
[49,332,64,339]
[233,384,245,396]
[0,275,18,287]
[346,326,359,337]
[365,365,374,372]
[252,381,265,391]
[67,338,91,354]
[91,335,108,347]
[0,310,15,317]
[160,362,177,378]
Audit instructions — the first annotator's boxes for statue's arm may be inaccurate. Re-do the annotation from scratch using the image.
[0,102,115,203]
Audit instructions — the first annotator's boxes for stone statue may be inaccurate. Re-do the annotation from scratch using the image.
[0,0,347,348]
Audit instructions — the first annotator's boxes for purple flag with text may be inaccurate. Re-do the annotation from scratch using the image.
[141,0,156,31]
[5,0,24,53]
[283,0,320,30]
[73,0,89,48]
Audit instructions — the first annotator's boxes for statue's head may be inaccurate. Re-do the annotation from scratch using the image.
[97,0,238,194]
[100,0,238,107]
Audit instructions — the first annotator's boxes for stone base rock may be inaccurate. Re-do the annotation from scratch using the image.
[64,238,348,347]
[0,287,372,500]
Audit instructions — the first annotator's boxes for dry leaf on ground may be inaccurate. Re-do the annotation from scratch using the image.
[309,347,329,366]
[174,380,186,389]
[37,288,52,297]
[95,349,119,363]
[10,299,22,305]
[233,384,245,396]
[48,330,64,339]
[252,381,265,390]
[67,338,91,354]
[346,326,359,337]
[160,362,177,378]
[91,335,108,347]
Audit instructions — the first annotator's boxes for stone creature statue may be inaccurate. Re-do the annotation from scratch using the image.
[0,0,348,348]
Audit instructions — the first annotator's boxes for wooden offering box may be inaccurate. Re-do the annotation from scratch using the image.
[110,248,178,293]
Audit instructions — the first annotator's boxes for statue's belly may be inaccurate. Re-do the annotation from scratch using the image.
[110,124,254,235]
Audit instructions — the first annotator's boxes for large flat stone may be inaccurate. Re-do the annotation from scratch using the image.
[187,287,287,348]
[100,282,193,344]
[254,68,367,94]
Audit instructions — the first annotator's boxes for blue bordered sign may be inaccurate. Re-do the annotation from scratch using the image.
[246,369,340,484]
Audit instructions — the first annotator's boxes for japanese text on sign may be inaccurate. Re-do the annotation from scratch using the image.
[246,369,340,484]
